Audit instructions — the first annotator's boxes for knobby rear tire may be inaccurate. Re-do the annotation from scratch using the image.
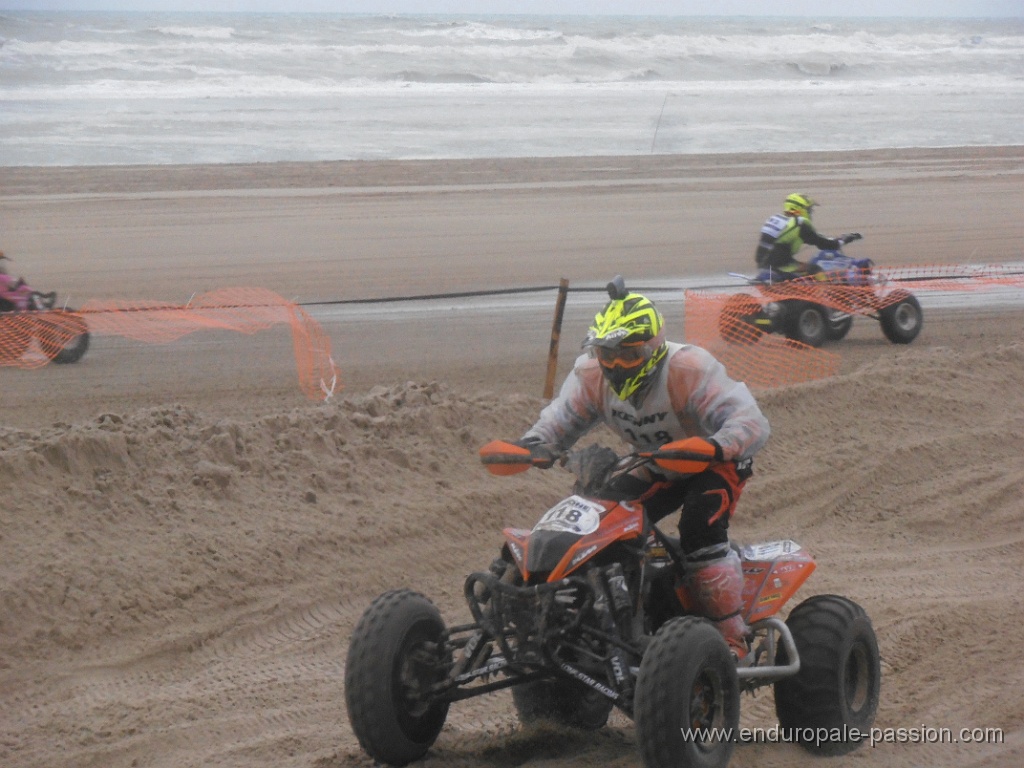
[774,594,881,756]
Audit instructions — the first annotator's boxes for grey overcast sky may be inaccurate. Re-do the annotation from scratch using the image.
[4,1,1023,16]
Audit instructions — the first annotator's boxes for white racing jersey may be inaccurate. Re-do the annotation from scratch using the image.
[523,342,769,467]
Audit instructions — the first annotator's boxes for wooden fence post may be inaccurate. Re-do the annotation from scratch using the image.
[543,278,570,399]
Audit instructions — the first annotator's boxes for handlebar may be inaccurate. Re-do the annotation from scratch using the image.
[479,437,719,479]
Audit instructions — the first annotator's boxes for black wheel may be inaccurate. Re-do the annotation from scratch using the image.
[783,302,828,347]
[774,594,881,756]
[345,589,451,766]
[635,617,739,768]
[53,330,89,363]
[825,312,853,341]
[879,290,922,344]
[512,676,614,730]
[33,310,90,364]
[51,311,90,363]
[718,294,764,345]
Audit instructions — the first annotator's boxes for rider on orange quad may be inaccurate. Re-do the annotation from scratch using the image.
[517,279,770,659]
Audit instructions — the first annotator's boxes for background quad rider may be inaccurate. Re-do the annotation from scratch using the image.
[0,251,56,312]
[516,286,770,660]
[755,193,862,278]
[0,251,22,309]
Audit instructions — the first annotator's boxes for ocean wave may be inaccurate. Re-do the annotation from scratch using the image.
[623,68,663,82]
[3,20,1021,71]
[395,70,493,84]
[148,24,236,40]
[787,57,850,77]
[388,18,564,43]
[2,21,1021,89]
[1,69,1019,102]
[2,11,1021,165]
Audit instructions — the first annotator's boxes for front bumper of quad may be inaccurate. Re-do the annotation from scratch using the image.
[431,567,803,709]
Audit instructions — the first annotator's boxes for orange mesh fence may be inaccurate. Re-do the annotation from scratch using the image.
[0,287,340,401]
[684,290,841,390]
[877,262,1024,291]
[740,274,905,315]
[0,310,88,368]
[687,262,1024,390]
[739,262,1024,315]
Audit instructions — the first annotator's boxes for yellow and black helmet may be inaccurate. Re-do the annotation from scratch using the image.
[584,276,668,401]
[783,193,817,219]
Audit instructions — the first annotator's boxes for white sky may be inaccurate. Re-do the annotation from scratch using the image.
[3,1,1023,17]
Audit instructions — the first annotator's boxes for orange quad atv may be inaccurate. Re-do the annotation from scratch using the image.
[344,440,881,768]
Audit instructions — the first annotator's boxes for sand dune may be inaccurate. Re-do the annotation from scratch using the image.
[2,339,1023,768]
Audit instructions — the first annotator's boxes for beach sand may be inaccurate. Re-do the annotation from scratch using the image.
[1,146,1023,768]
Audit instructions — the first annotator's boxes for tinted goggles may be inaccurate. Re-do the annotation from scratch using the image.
[594,341,649,369]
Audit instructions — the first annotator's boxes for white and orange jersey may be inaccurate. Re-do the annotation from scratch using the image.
[523,341,769,464]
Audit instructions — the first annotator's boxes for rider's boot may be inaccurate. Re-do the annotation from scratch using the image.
[685,544,751,663]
